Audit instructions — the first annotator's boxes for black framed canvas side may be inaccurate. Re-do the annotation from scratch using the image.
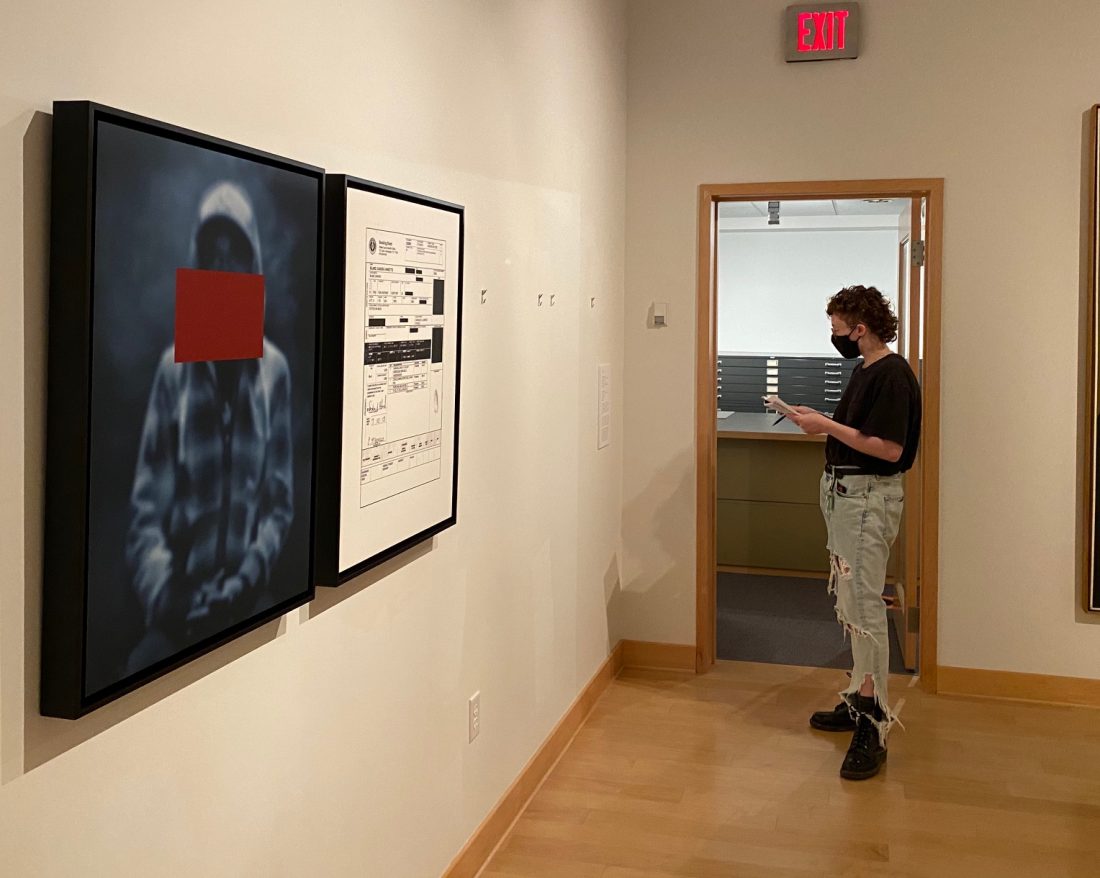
[1090,105,1100,612]
[41,102,96,718]
[41,102,325,717]
[313,176,348,587]
[316,175,464,586]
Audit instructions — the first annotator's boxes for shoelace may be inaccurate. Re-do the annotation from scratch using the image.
[851,716,879,754]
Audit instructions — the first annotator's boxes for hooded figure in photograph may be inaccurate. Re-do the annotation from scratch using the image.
[125,181,293,673]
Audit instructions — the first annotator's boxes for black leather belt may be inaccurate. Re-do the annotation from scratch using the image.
[824,464,871,477]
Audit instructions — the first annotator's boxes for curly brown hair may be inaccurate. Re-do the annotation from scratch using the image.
[826,285,898,344]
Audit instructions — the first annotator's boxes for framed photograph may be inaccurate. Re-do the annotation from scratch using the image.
[42,102,324,717]
[316,176,463,585]
[1088,105,1100,613]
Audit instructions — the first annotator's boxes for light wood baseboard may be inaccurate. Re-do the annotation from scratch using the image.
[620,639,696,671]
[938,666,1100,709]
[441,641,624,878]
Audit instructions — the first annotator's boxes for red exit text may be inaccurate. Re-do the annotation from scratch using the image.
[797,9,851,53]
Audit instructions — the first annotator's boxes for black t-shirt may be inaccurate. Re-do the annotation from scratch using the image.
[825,353,922,475]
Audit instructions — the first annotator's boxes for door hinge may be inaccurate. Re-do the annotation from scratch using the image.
[907,606,921,633]
[911,240,926,268]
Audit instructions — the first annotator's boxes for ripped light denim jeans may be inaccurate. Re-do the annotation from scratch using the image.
[820,469,904,744]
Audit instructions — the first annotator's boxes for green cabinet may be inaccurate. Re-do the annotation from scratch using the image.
[717,498,829,570]
[716,434,899,576]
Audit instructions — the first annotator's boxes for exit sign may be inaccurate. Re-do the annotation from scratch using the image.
[785,3,860,62]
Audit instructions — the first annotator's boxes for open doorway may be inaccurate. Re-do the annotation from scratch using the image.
[694,180,943,692]
[715,197,914,673]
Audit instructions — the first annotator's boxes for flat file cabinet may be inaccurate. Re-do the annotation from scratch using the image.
[717,354,857,415]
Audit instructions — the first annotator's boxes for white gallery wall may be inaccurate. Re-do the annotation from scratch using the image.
[6,0,1100,872]
[0,1,626,875]
[718,226,899,354]
[622,0,1100,678]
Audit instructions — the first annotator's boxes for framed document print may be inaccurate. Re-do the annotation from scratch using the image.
[42,102,323,717]
[316,177,463,585]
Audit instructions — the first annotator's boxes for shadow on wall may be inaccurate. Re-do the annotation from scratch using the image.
[0,110,291,785]
[307,541,431,619]
[603,552,621,648]
[606,447,695,646]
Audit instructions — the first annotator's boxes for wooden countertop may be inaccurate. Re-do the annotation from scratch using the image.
[717,412,827,443]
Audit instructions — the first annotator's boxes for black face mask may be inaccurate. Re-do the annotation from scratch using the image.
[831,331,861,359]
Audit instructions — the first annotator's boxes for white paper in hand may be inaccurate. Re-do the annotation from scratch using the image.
[762,394,799,417]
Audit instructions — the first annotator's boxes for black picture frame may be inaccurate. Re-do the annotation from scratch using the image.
[315,176,464,585]
[1088,105,1100,613]
[41,102,325,718]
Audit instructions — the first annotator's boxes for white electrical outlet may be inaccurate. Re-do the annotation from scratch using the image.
[468,691,481,743]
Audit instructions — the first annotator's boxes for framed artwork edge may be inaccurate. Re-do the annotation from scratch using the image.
[41,101,325,718]
[1086,104,1100,613]
[315,175,463,588]
[41,101,95,719]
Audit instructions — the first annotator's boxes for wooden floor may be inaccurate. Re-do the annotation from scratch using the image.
[481,662,1100,878]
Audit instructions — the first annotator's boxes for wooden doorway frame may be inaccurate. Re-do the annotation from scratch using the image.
[695,178,944,692]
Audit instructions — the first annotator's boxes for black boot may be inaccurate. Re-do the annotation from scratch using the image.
[809,701,857,732]
[840,695,887,780]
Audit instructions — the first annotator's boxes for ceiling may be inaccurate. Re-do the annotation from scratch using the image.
[718,198,907,219]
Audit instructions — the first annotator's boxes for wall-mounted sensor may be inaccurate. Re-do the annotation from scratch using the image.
[768,200,780,226]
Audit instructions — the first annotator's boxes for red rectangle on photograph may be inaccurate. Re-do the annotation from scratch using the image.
[175,268,265,363]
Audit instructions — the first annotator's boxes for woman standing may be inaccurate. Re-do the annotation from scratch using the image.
[789,285,922,781]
